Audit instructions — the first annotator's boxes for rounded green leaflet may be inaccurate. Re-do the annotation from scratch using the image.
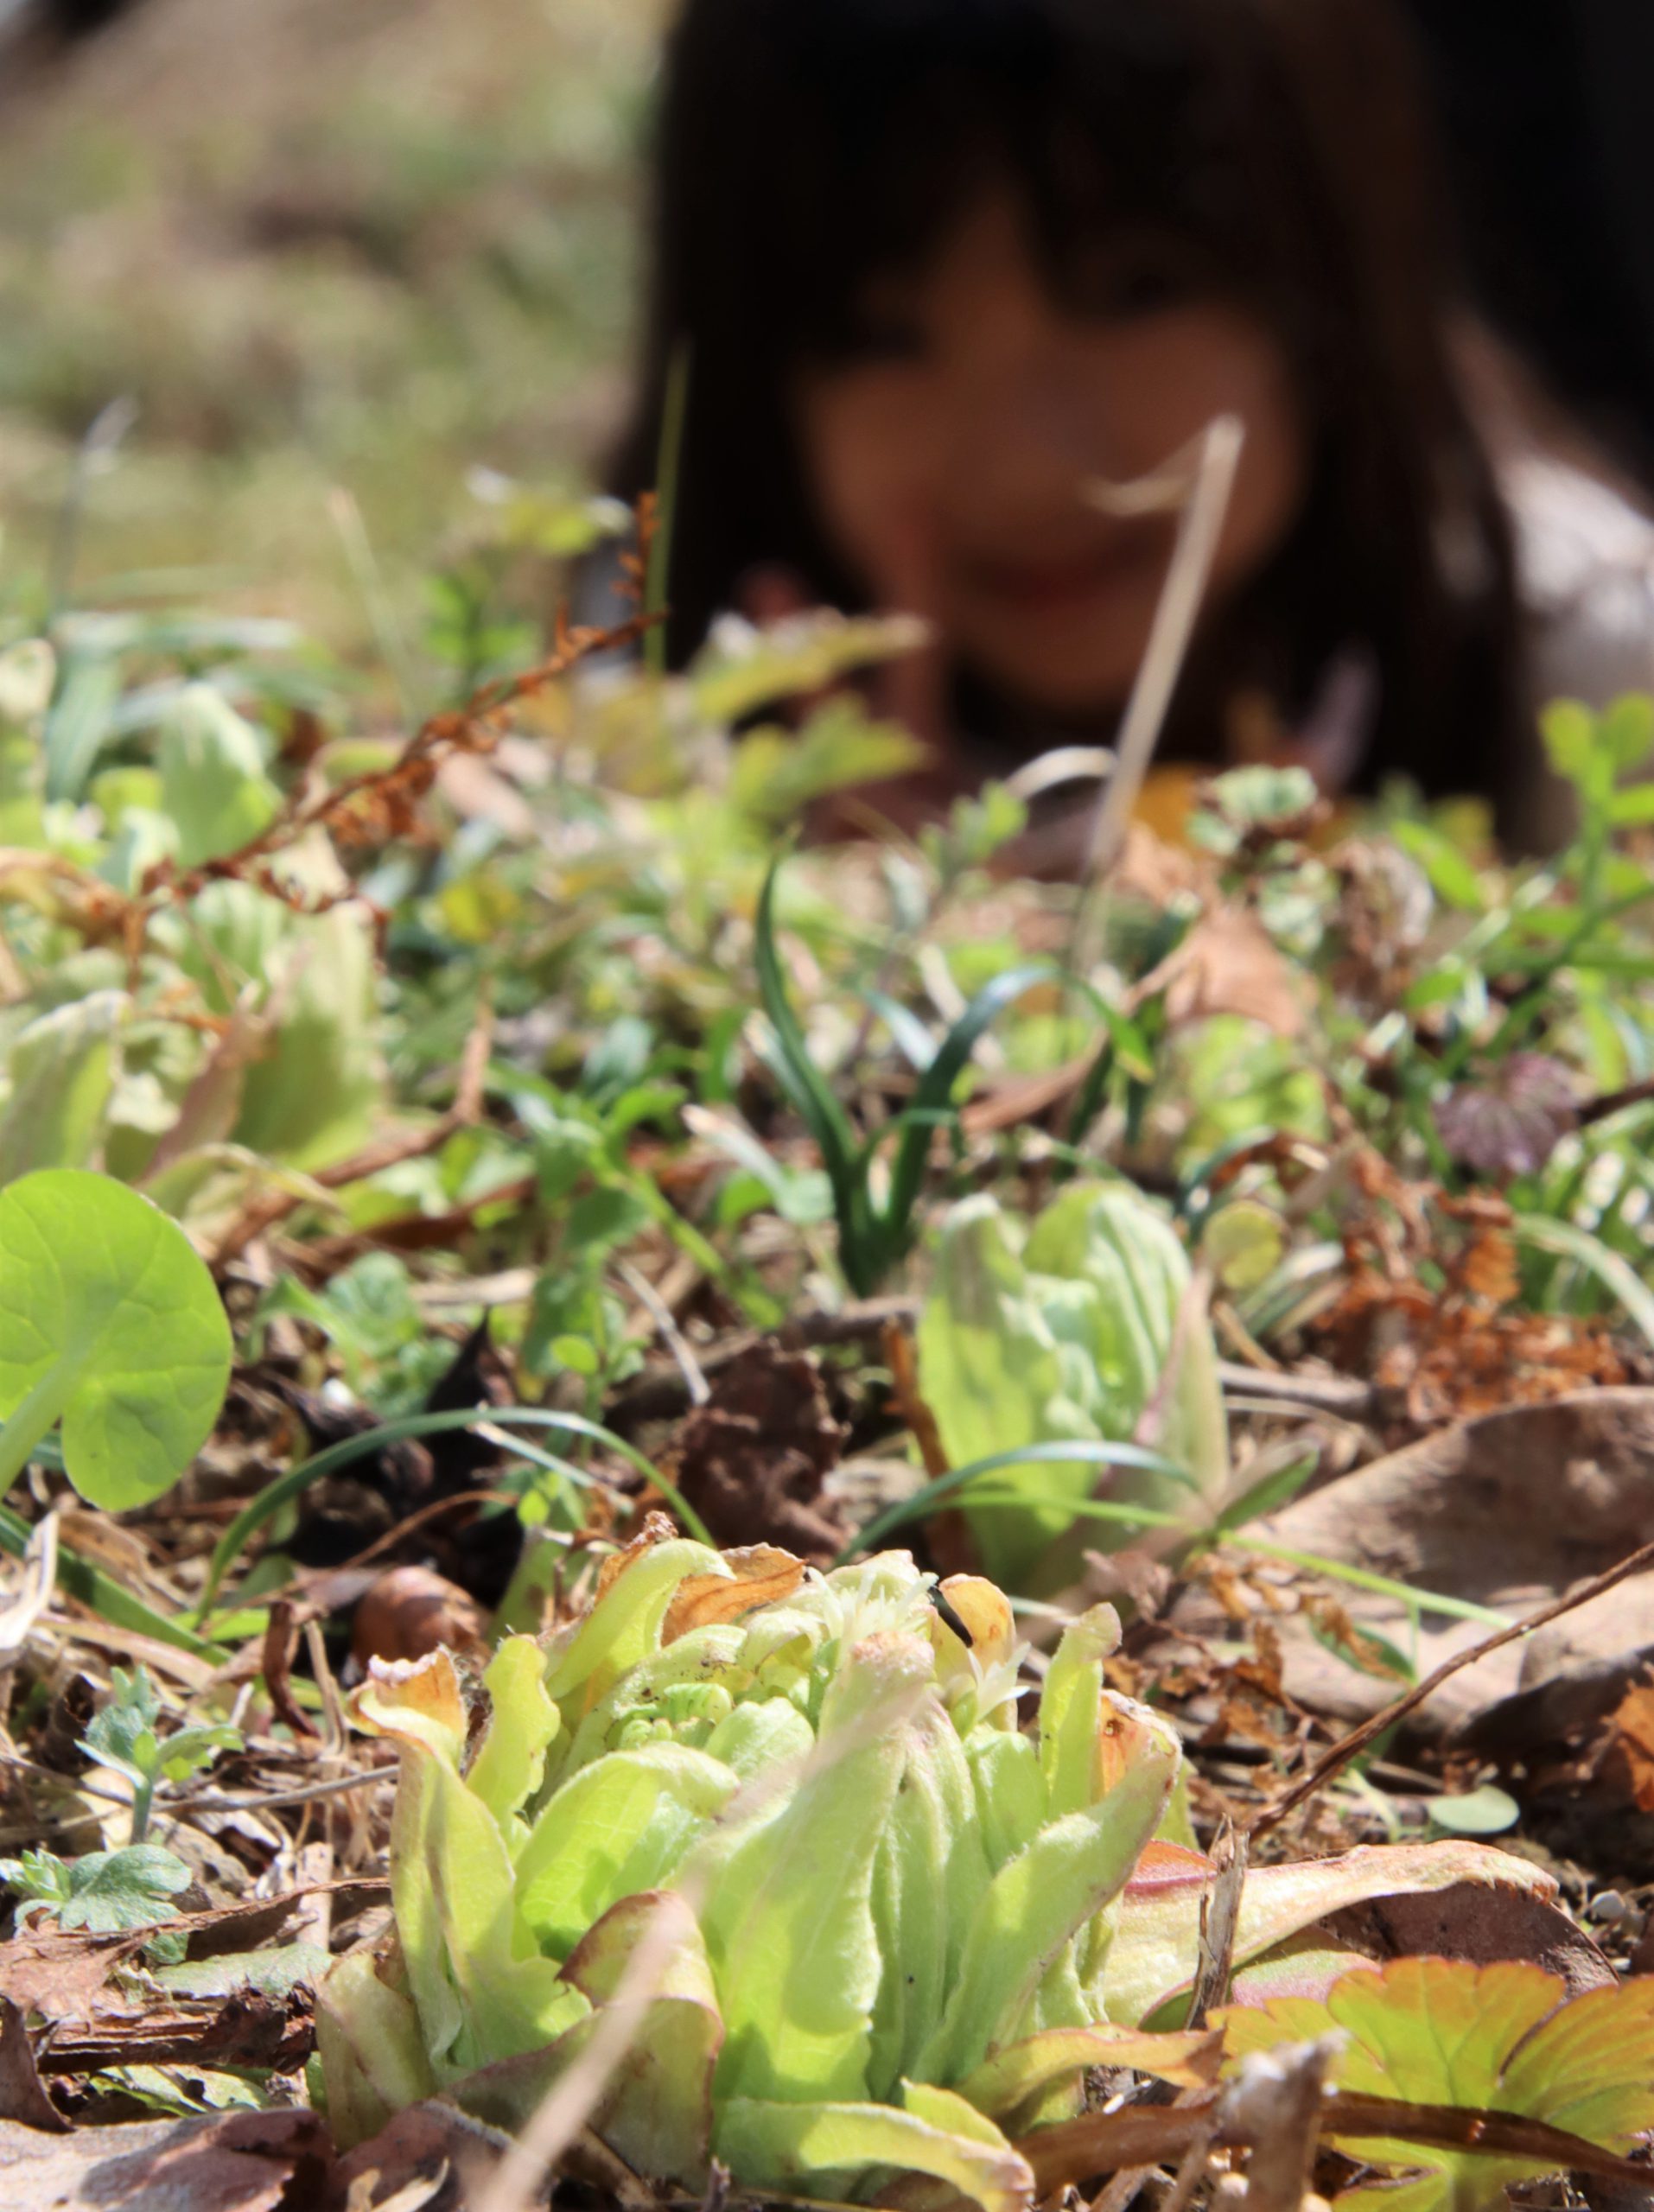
[1428,1785,1520,1838]
[0,1169,232,1510]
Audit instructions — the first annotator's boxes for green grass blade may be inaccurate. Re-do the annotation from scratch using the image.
[1237,1538,1512,1630]
[754,852,868,1273]
[883,962,1053,1239]
[946,1486,1188,1535]
[837,1437,1199,1566]
[1513,1211,1654,1351]
[195,1407,709,1627]
[0,1503,220,1658]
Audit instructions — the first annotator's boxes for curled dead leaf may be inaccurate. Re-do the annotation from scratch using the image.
[1162,912,1307,1039]
[1,2108,328,2212]
[594,1511,681,1604]
[662,1545,805,1641]
[352,1567,487,1671]
[660,1344,848,1561]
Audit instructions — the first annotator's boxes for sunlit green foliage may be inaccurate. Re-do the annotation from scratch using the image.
[318,1538,1552,2208]
[0,1168,231,1508]
[1219,1956,1654,2212]
[917,1181,1229,1586]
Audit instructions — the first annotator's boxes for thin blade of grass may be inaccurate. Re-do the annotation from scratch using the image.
[1513,1211,1654,1350]
[0,1502,220,1658]
[884,960,1054,1236]
[195,1407,709,1627]
[838,1437,1200,1566]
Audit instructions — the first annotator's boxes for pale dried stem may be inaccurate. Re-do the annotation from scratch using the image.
[1069,413,1245,975]
[1225,2038,1339,2212]
[1250,1531,1654,1838]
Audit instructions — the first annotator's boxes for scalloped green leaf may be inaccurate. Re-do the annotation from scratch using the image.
[0,1168,232,1509]
[1217,1958,1654,2212]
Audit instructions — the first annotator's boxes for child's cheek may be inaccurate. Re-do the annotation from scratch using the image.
[794,368,945,592]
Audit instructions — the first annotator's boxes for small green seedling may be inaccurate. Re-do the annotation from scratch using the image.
[79,1664,241,1841]
[317,1537,1557,2210]
[917,1181,1229,1587]
[0,1841,192,1933]
[755,853,1053,1296]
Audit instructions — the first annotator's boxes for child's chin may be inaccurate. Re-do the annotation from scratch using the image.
[980,636,1148,720]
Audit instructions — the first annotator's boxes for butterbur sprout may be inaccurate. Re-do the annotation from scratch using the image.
[318,1533,1557,2209]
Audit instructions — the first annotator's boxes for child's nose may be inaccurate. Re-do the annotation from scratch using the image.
[948,347,1115,516]
[936,290,1117,510]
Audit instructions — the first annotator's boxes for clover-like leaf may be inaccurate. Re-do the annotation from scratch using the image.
[0,1169,232,1508]
[0,1846,73,1912]
[42,1845,193,1933]
[153,1720,244,1787]
[79,1663,163,1776]
[1218,1957,1654,2212]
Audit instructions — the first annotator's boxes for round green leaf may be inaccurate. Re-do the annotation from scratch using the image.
[1428,1784,1520,1837]
[0,1169,232,1510]
[1200,1199,1288,1294]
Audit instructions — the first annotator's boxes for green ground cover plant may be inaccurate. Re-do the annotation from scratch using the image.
[3,153,1654,2182]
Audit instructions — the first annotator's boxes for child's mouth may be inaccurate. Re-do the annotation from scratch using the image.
[961,534,1166,619]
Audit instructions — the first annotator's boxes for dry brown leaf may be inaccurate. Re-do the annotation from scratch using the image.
[1236,1619,1286,1699]
[1110,820,1207,906]
[1310,1149,1632,1425]
[662,1545,805,1642]
[0,1998,68,2133]
[1085,1547,1174,1622]
[37,1986,315,2075]
[351,1567,488,1670]
[1241,1388,1654,1736]
[1322,1882,1616,2001]
[661,1344,848,1561]
[324,2104,508,2212]
[0,1929,145,2024]
[1606,1681,1654,1811]
[1303,1594,1410,1683]
[3,2107,327,2212]
[1457,1228,1521,1307]
[1162,911,1307,1038]
[593,1511,681,1603]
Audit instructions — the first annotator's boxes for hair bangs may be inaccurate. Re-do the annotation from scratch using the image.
[716,0,1278,364]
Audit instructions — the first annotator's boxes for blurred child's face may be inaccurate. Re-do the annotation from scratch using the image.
[792,192,1307,718]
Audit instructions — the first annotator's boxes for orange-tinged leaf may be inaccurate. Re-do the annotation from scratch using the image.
[663,1546,805,1641]
[1110,1841,1555,2027]
[1608,1683,1654,1812]
[1321,1959,1560,2107]
[1216,1958,1654,2212]
[594,1511,683,1602]
[1498,1974,1654,2147]
[353,1650,467,1767]
[934,1576,1016,1670]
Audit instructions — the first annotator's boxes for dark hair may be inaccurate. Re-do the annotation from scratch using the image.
[611,0,1524,809]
